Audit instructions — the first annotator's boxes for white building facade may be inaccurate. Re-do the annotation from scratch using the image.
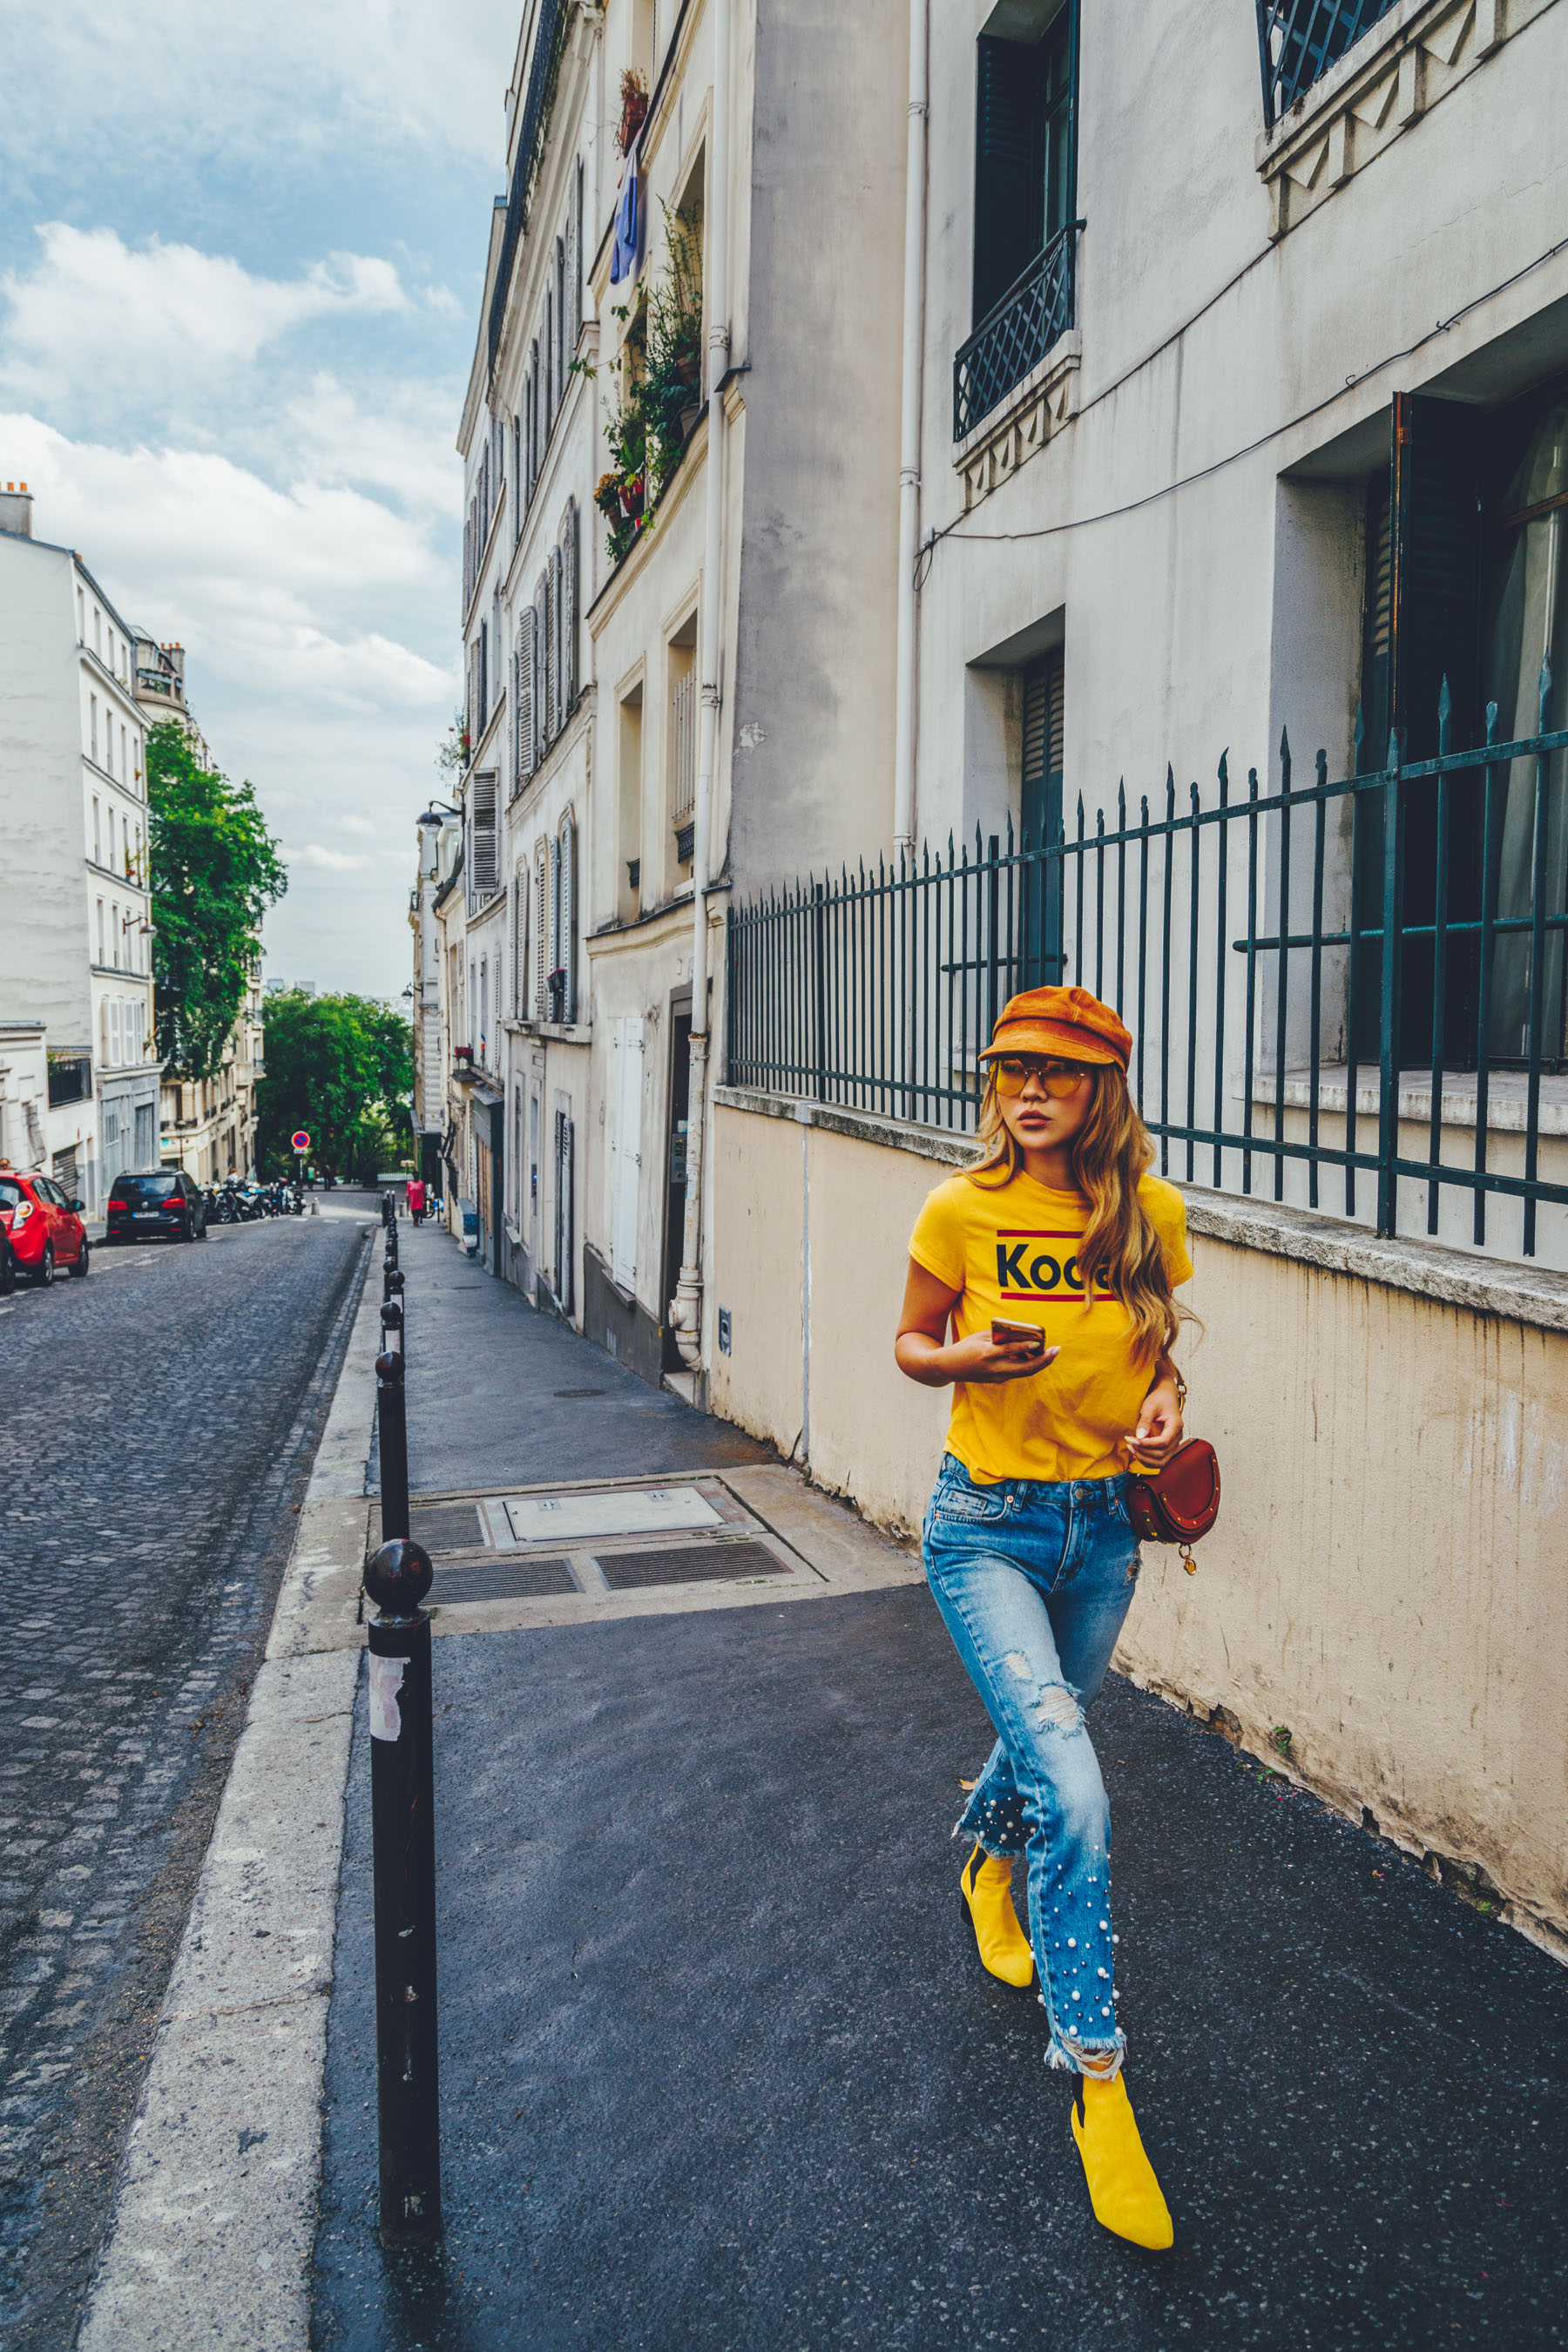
[0,486,158,1208]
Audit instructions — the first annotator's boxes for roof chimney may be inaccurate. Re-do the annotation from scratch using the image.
[0,483,33,539]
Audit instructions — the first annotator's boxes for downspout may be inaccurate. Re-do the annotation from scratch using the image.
[669,0,733,1375]
[892,0,929,856]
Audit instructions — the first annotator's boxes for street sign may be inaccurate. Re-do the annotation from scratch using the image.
[291,1130,311,1151]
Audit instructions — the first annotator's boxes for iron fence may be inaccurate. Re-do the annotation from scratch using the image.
[726,673,1568,1259]
[953,225,1079,441]
[1255,0,1401,130]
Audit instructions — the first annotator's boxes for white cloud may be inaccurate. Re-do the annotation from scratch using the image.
[283,375,462,513]
[0,3,519,181]
[284,843,372,872]
[0,226,409,414]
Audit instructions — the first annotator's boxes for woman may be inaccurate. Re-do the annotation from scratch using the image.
[895,983,1189,2250]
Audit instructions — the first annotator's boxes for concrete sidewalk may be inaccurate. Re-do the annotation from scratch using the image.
[312,1223,1568,2351]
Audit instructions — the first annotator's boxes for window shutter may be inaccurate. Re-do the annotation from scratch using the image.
[555,235,567,403]
[560,500,578,713]
[513,415,522,539]
[533,840,549,1017]
[544,289,555,429]
[548,831,562,987]
[572,157,585,341]
[1390,391,1482,762]
[544,559,558,745]
[1020,651,1064,850]
[561,817,578,1022]
[511,866,526,1016]
[551,543,565,730]
[470,771,499,896]
[973,35,1048,328]
[109,997,123,1067]
[530,341,540,491]
[515,606,536,784]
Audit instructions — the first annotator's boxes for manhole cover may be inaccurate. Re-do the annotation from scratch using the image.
[430,1557,576,1605]
[597,1540,787,1590]
[504,1486,726,1545]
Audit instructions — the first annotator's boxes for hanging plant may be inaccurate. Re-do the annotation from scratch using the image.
[597,204,705,570]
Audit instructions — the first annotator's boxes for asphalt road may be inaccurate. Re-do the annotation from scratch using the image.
[0,1202,372,2350]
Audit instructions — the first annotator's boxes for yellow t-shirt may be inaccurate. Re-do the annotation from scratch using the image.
[908,1168,1193,1485]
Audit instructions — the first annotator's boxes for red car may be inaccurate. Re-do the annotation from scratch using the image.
[0,1169,90,1288]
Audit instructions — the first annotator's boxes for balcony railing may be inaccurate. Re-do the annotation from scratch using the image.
[953,224,1079,441]
[1256,0,1401,129]
[487,0,570,379]
[727,674,1568,1263]
[47,1052,91,1108]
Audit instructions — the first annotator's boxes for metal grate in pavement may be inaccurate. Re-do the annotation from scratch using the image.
[409,1503,486,1551]
[429,1557,576,1605]
[595,1540,788,1590]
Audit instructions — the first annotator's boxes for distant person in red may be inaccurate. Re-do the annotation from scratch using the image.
[407,1177,428,1227]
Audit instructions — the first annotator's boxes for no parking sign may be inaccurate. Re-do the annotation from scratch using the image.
[291,1130,311,1152]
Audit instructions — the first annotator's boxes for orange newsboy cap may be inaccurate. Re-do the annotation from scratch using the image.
[977,985,1132,1071]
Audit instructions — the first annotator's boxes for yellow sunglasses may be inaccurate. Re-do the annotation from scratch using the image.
[991,1056,1096,1098]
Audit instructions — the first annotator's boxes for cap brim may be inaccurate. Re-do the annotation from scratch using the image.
[978,1022,1125,1065]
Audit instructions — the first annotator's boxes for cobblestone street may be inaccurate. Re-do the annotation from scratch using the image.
[0,1205,374,2350]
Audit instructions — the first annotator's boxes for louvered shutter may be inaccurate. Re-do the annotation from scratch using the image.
[573,157,585,341]
[516,606,536,784]
[973,35,1048,328]
[548,832,562,1008]
[512,415,522,539]
[511,865,526,1015]
[559,501,578,713]
[529,341,540,490]
[543,562,558,746]
[560,817,578,1022]
[555,236,567,401]
[557,543,571,733]
[470,771,499,896]
[533,841,549,1018]
[564,183,579,364]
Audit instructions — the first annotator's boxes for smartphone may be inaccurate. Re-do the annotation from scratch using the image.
[990,1315,1046,1355]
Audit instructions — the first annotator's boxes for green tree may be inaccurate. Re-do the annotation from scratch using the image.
[255,991,414,1180]
[147,722,287,1077]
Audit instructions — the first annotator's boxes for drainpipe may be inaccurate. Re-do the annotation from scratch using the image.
[892,0,929,857]
[669,0,733,1375]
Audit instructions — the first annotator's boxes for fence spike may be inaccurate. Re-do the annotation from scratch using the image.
[1484,699,1499,747]
[1140,793,1150,824]
[1279,726,1291,794]
[1117,779,1126,829]
[1353,703,1365,763]
[1075,792,1085,838]
[1247,766,1260,802]
[1166,763,1175,818]
[1437,673,1452,754]
[1005,808,1015,854]
[1315,747,1328,788]
[1539,652,1553,729]
[1386,727,1400,772]
[1096,805,1105,838]
[1217,748,1229,797]
[1189,777,1200,814]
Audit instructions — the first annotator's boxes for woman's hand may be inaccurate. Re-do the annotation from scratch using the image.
[941,1329,1060,1385]
[894,1259,1058,1389]
[1127,1374,1184,1468]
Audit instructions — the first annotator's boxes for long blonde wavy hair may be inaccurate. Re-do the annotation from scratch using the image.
[968,1063,1179,1365]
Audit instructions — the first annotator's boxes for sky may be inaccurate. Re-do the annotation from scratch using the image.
[0,0,519,998]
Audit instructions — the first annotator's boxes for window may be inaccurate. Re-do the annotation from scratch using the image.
[554,1103,575,1311]
[973,6,1075,329]
[512,862,529,1017]
[553,813,578,1022]
[112,901,120,969]
[533,839,550,1017]
[97,897,105,964]
[93,797,101,864]
[120,724,127,780]
[109,998,123,1066]
[956,2,1079,437]
[94,607,102,657]
[90,693,98,762]
[77,585,84,639]
[513,413,523,543]
[610,1016,644,1288]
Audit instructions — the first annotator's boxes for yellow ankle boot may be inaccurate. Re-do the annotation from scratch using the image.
[1071,2072,1173,2249]
[959,1845,1035,1990]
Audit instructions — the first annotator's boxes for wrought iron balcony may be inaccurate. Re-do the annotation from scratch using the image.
[1256,0,1401,129]
[953,224,1079,443]
[47,1052,91,1108]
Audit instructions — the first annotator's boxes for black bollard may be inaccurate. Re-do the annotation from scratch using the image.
[381,1296,404,1375]
[364,1533,442,2247]
[376,1342,410,1544]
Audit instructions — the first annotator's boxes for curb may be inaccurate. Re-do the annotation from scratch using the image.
[76,1229,382,2350]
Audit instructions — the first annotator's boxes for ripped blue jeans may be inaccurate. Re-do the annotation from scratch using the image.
[923,1454,1139,2078]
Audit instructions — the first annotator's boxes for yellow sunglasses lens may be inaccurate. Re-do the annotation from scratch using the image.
[994,1058,1092,1097]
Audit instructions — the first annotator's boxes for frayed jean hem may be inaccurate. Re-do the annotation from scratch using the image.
[1044,2024,1126,2081]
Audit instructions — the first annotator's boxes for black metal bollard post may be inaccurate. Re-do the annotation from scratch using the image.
[376,1338,410,1544]
[381,1296,404,1380]
[364,1531,441,2248]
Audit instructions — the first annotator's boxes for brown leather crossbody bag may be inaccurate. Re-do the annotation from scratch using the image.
[1125,1375,1220,1573]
